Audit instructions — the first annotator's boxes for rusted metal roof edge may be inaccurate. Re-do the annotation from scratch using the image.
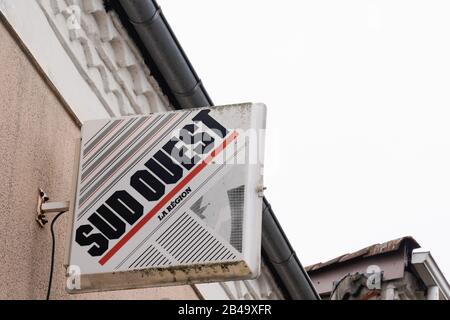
[306,236,420,273]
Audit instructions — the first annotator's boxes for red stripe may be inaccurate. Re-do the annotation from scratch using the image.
[99,131,238,266]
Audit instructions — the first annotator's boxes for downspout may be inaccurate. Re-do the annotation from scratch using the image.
[117,0,319,300]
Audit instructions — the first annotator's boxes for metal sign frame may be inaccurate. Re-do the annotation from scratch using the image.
[64,103,266,293]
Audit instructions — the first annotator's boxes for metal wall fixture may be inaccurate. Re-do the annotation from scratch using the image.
[36,188,70,227]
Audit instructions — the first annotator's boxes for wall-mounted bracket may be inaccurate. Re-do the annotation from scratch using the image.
[37,188,70,228]
[256,185,267,198]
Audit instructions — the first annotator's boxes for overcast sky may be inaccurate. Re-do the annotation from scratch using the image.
[160,0,450,278]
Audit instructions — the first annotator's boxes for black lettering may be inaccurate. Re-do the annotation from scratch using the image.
[106,190,143,225]
[181,124,215,155]
[88,205,126,240]
[131,170,165,202]
[77,110,230,257]
[75,225,109,257]
[163,138,200,171]
[145,150,183,184]
[194,131,215,154]
[192,109,228,138]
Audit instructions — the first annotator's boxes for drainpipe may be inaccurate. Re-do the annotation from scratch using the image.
[117,0,319,300]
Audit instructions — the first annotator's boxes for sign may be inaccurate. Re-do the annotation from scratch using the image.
[66,103,266,293]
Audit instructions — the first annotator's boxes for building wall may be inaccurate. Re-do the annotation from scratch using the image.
[0,0,285,300]
[0,20,198,300]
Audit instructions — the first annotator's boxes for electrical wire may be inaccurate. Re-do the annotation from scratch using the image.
[330,273,351,300]
[46,211,67,300]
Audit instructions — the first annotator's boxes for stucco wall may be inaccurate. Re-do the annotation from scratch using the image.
[0,19,198,300]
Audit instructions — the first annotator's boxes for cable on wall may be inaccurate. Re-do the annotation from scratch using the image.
[46,211,67,300]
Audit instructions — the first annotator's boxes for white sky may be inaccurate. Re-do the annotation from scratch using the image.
[159,0,450,278]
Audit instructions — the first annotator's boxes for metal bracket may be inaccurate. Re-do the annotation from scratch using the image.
[37,188,70,228]
[256,185,267,198]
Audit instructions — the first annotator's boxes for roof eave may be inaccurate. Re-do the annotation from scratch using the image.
[412,251,450,300]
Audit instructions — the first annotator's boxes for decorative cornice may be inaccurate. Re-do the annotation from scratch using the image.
[38,0,171,117]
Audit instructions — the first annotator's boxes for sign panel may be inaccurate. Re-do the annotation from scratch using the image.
[66,103,266,293]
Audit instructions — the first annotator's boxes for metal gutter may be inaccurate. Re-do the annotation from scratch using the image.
[116,0,319,300]
[262,198,320,299]
[118,0,212,109]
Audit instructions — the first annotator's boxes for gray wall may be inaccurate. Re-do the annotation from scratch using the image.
[0,20,198,300]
